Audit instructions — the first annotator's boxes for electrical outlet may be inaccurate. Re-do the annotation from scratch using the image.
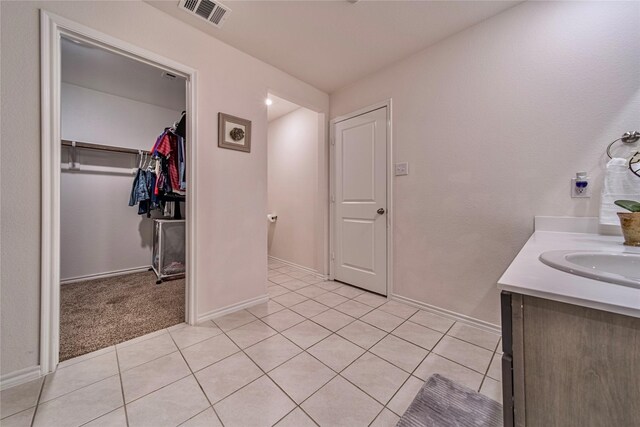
[571,177,591,198]
[395,162,409,176]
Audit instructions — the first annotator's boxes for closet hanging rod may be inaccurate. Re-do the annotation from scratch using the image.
[61,139,150,155]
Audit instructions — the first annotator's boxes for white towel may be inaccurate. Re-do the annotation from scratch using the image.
[599,157,640,227]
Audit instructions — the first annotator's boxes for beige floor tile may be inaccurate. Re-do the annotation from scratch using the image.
[337,320,387,349]
[83,407,127,427]
[333,285,366,299]
[121,352,191,403]
[354,293,388,308]
[213,310,257,332]
[480,377,503,403]
[281,320,332,349]
[432,336,493,374]
[392,322,443,350]
[226,320,277,349]
[268,261,285,269]
[269,274,296,285]
[195,352,262,403]
[311,309,355,332]
[268,269,282,277]
[447,323,501,351]
[360,309,404,332]
[170,325,223,349]
[269,352,335,403]
[408,311,454,333]
[214,376,295,427]
[115,329,168,349]
[307,334,365,372]
[246,300,285,318]
[262,309,306,332]
[57,345,115,370]
[169,322,190,331]
[301,376,382,427]
[0,377,43,418]
[280,279,310,291]
[267,285,289,298]
[295,285,328,298]
[378,301,419,319]
[342,353,408,404]
[272,292,308,307]
[370,335,428,373]
[334,300,374,318]
[315,281,342,291]
[181,333,240,372]
[245,334,302,372]
[117,333,178,371]
[1,407,36,427]
[41,351,119,403]
[387,376,424,416]
[313,292,349,307]
[274,407,316,426]
[180,408,222,427]
[33,376,122,427]
[289,299,329,318]
[276,266,296,274]
[300,275,325,285]
[287,270,309,279]
[487,352,502,381]
[370,408,400,427]
[414,353,483,391]
[126,376,209,427]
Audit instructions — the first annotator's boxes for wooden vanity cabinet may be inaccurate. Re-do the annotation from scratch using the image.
[500,291,640,427]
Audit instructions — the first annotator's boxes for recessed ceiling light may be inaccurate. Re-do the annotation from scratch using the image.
[265,98,273,106]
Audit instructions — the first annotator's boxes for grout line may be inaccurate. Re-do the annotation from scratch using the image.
[114,347,131,427]
[167,332,226,427]
[29,376,46,427]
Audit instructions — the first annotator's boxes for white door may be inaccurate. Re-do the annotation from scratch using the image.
[334,107,388,295]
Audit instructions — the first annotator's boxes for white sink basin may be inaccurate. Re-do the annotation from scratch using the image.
[539,251,640,288]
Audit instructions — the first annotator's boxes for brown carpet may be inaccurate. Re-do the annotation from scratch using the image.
[60,271,185,361]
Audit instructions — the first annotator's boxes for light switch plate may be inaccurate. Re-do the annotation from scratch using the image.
[395,162,409,176]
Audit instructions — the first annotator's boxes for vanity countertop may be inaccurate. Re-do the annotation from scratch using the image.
[498,230,640,318]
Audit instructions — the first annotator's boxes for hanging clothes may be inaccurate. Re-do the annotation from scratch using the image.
[130,113,186,219]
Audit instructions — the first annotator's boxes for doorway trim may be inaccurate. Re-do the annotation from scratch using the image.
[329,99,393,296]
[40,10,199,375]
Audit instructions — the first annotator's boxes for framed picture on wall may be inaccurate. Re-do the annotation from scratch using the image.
[218,112,252,153]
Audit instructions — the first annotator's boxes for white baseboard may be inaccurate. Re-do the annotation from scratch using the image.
[197,294,269,323]
[0,365,42,391]
[268,256,327,279]
[391,294,501,334]
[61,266,152,285]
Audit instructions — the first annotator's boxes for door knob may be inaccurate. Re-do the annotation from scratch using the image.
[377,208,385,215]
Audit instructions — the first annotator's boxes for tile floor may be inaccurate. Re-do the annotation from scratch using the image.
[1,260,502,427]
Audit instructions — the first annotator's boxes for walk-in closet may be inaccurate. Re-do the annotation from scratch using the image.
[59,37,188,361]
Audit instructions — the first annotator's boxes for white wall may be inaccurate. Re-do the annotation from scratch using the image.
[0,1,328,377]
[268,107,320,270]
[330,1,640,325]
[60,83,183,281]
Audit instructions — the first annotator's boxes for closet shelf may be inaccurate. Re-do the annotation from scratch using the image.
[61,139,150,155]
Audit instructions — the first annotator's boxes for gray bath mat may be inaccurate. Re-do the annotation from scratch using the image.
[397,374,503,427]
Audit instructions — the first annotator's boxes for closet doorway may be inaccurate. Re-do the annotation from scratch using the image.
[40,12,198,373]
[266,94,328,277]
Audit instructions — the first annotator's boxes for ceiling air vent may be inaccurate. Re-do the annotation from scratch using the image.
[178,0,231,28]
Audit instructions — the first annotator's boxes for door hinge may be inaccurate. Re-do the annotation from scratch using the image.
[331,195,335,203]
[331,252,335,260]
[330,137,335,146]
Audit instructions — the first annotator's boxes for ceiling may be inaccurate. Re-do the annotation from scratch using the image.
[147,0,520,93]
[61,37,186,111]
[267,94,301,122]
